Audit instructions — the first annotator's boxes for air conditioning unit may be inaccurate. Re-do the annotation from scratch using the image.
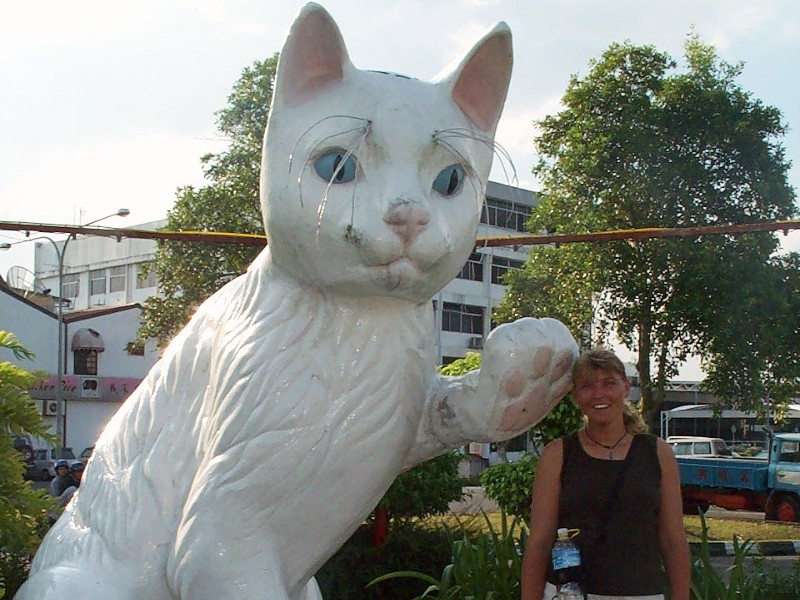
[468,336,484,349]
[468,442,483,456]
[80,377,100,398]
[43,400,59,416]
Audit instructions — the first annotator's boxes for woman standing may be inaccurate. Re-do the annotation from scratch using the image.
[521,348,690,600]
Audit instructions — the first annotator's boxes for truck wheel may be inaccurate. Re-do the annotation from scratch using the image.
[774,495,800,523]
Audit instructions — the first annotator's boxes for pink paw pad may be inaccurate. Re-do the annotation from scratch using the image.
[499,380,549,431]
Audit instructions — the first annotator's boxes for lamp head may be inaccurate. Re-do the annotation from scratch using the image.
[0,243,11,250]
[117,208,130,217]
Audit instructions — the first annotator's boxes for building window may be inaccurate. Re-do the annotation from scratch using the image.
[136,262,156,289]
[480,198,531,233]
[457,252,484,282]
[89,269,106,295]
[491,256,525,284]
[74,349,98,375]
[442,302,484,334]
[61,273,79,299]
[109,266,126,293]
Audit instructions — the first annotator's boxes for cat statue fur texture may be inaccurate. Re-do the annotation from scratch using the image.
[16,4,577,599]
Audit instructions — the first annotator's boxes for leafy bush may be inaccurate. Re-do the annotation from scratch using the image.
[378,451,464,521]
[749,555,800,599]
[689,511,759,599]
[370,512,527,600]
[532,395,584,447]
[317,520,454,599]
[0,332,57,598]
[479,455,537,523]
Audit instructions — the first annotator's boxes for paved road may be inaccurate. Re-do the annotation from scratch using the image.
[711,554,799,580]
[706,506,765,521]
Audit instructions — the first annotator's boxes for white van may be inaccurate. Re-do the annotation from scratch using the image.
[667,436,732,458]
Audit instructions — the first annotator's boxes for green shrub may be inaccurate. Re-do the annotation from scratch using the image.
[479,455,537,522]
[317,520,453,599]
[0,332,58,598]
[378,451,464,521]
[370,512,527,600]
[748,555,800,599]
[689,511,759,599]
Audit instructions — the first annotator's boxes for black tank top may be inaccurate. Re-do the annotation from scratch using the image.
[551,432,664,595]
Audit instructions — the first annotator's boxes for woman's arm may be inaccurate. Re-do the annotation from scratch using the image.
[656,438,691,600]
[521,438,563,600]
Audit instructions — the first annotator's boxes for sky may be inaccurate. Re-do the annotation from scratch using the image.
[1,0,798,378]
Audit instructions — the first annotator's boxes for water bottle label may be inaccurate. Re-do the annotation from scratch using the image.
[552,545,581,570]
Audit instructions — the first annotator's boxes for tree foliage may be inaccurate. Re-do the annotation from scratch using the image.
[0,332,57,598]
[138,56,278,345]
[701,251,800,409]
[497,34,796,422]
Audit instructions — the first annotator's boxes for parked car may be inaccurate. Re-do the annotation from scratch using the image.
[13,435,35,463]
[27,449,51,481]
[668,436,732,458]
[80,445,95,460]
[28,448,78,480]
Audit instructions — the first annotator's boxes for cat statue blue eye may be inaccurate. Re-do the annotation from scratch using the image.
[432,165,464,196]
[315,150,357,183]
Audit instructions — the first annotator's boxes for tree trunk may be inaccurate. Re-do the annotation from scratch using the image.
[637,318,654,427]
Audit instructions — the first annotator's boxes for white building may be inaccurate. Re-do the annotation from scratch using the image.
[5,181,537,463]
[0,284,160,453]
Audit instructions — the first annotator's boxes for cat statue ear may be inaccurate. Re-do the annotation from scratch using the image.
[276,3,512,132]
[435,24,513,133]
[275,3,353,106]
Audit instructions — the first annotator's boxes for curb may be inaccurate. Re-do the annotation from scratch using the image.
[690,541,800,556]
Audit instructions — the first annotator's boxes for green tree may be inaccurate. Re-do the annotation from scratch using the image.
[0,332,57,598]
[138,56,277,346]
[701,251,800,410]
[498,34,796,423]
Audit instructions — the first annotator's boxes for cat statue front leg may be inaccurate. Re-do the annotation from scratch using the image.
[408,317,578,466]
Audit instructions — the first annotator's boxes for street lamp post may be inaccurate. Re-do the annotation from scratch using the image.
[1,208,130,452]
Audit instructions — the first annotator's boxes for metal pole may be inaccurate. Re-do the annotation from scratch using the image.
[53,238,65,453]
[2,209,129,454]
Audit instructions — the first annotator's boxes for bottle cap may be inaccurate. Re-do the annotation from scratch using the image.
[557,527,569,539]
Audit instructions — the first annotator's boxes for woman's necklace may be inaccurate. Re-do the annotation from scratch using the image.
[583,429,628,459]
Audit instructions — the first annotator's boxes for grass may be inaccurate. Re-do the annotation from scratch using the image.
[423,512,800,543]
[683,514,800,542]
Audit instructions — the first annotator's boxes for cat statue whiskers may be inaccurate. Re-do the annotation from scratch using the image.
[16,4,577,600]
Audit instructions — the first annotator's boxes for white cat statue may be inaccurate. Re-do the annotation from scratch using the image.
[16,4,577,599]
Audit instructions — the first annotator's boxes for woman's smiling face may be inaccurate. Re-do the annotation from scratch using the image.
[572,367,631,423]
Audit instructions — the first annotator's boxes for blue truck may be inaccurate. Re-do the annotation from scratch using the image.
[677,432,800,522]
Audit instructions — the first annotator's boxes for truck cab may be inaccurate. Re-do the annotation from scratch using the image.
[765,433,800,520]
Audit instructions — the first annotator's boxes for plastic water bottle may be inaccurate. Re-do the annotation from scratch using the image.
[551,527,584,599]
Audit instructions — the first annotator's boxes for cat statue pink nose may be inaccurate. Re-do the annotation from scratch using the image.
[384,200,430,245]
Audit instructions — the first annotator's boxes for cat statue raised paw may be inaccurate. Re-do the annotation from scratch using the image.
[16,4,577,599]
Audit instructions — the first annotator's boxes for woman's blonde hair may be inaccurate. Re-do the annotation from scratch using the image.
[572,347,649,434]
